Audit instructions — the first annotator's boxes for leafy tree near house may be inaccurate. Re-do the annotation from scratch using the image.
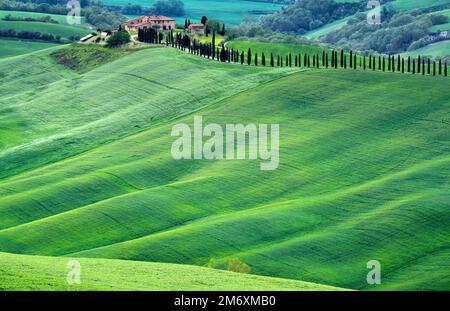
[106,30,130,47]
[201,16,208,25]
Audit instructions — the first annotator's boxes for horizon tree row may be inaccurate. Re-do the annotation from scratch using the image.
[137,29,448,78]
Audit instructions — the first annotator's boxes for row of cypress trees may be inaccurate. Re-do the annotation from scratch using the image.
[138,29,449,77]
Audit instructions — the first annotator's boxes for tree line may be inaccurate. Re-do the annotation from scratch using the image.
[137,29,448,78]
[0,28,62,43]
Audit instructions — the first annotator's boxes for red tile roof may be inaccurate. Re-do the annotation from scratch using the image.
[125,15,175,25]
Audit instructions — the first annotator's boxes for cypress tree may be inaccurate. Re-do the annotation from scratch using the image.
[363,56,366,70]
[308,55,311,67]
[304,54,307,68]
[445,62,448,76]
[316,54,319,68]
[439,59,442,75]
[335,51,338,69]
[392,56,395,72]
[255,53,258,66]
[289,53,292,67]
[402,58,405,73]
[270,53,274,67]
[433,61,436,76]
[369,55,372,69]
[354,54,357,70]
[418,56,421,73]
[247,48,251,65]
[412,59,416,74]
[285,55,288,67]
[428,58,431,75]
[388,55,391,71]
[383,57,386,72]
[322,50,325,67]
[219,47,226,62]
[372,56,375,71]
[313,55,316,67]
[340,50,344,68]
[240,51,244,65]
[422,59,425,75]
[262,53,266,66]
[277,55,280,67]
[298,54,302,67]
[295,55,298,67]
[407,56,411,72]
[212,32,216,59]
[327,53,330,69]
[350,50,353,68]
[331,50,334,67]
[397,55,401,72]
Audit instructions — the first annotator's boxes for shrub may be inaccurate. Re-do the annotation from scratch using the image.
[227,258,251,274]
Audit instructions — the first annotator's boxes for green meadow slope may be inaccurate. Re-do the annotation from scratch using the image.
[0,38,59,59]
[0,252,343,290]
[0,46,449,291]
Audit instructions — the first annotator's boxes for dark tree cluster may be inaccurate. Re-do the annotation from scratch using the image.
[0,28,62,42]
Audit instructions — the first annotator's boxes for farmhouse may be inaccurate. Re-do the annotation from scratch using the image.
[188,23,206,35]
[125,15,176,31]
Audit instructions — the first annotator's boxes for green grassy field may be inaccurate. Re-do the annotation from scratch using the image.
[0,10,91,40]
[0,45,449,291]
[0,10,87,25]
[227,40,326,59]
[114,0,284,25]
[0,38,59,59]
[402,40,450,58]
[0,252,343,290]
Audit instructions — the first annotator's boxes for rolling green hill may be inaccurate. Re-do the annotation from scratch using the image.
[0,38,59,59]
[0,252,343,290]
[402,40,450,58]
[0,10,87,25]
[0,45,448,291]
[0,10,91,41]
